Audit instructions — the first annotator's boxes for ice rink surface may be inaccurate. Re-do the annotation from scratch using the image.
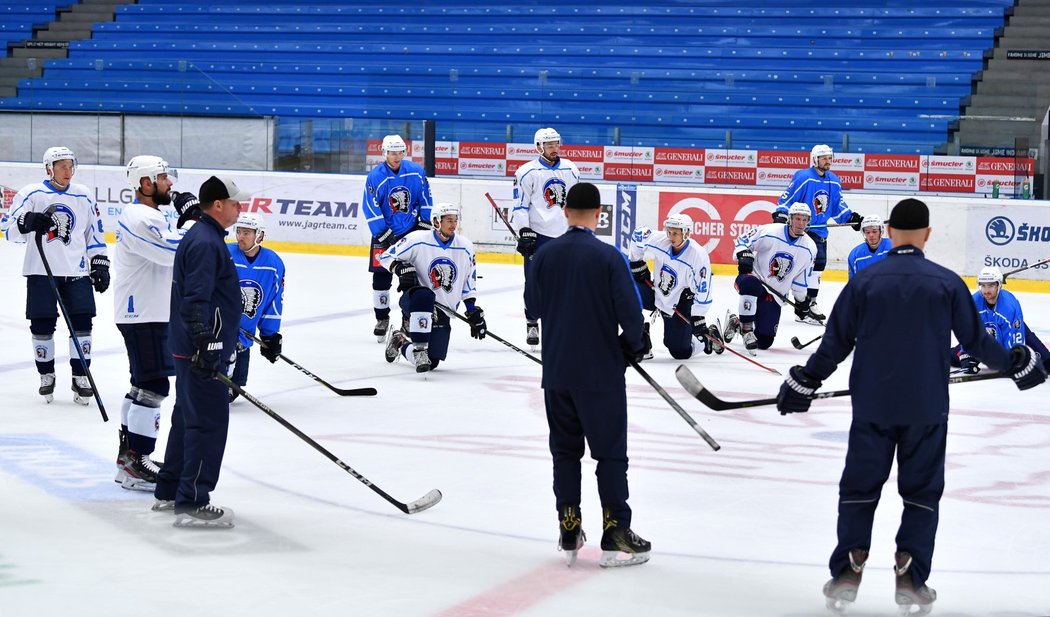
[1,238,1048,617]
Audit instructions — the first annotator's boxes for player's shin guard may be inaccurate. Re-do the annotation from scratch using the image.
[407,287,435,345]
[127,387,164,455]
[373,289,391,319]
[32,334,55,375]
[738,294,758,321]
[808,271,822,299]
[69,332,92,375]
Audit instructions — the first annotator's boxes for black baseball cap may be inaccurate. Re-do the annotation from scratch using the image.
[198,176,251,206]
[886,198,929,230]
[565,182,601,210]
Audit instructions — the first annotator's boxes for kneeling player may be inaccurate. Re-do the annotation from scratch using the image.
[627,213,718,358]
[378,203,486,373]
[725,203,819,355]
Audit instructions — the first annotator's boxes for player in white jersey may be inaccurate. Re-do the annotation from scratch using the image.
[725,203,819,355]
[378,203,486,373]
[112,155,188,490]
[627,214,719,358]
[0,146,108,404]
[511,127,580,346]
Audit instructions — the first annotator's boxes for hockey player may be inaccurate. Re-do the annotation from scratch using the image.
[774,144,864,323]
[155,176,247,528]
[846,215,891,279]
[112,155,195,491]
[952,266,1050,374]
[0,146,108,404]
[775,198,1045,615]
[228,213,285,401]
[725,203,819,356]
[511,127,580,346]
[378,202,485,373]
[524,182,651,568]
[627,214,719,359]
[363,135,433,342]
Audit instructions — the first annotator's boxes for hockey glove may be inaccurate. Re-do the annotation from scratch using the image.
[390,261,418,292]
[89,256,110,293]
[1008,345,1047,391]
[516,227,538,257]
[376,228,396,249]
[466,306,487,340]
[631,226,652,245]
[629,260,651,285]
[413,219,434,232]
[958,353,980,374]
[259,332,282,363]
[620,326,652,364]
[172,191,201,229]
[190,333,225,379]
[17,211,56,235]
[771,210,788,225]
[776,365,822,415]
[848,212,864,232]
[736,249,755,275]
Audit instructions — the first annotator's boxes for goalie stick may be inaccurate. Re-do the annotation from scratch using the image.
[241,329,377,396]
[436,303,543,365]
[790,334,823,350]
[629,360,720,451]
[217,374,441,514]
[675,364,1004,412]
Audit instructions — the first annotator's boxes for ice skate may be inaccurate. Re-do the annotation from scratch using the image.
[598,510,650,568]
[894,552,936,616]
[71,375,92,405]
[151,499,175,512]
[796,299,826,326]
[526,321,540,348]
[822,549,868,615]
[115,450,160,492]
[722,311,741,343]
[706,323,725,354]
[741,324,759,357]
[413,344,432,373]
[374,317,390,343]
[38,372,55,404]
[385,330,408,363]
[173,503,234,528]
[557,505,586,567]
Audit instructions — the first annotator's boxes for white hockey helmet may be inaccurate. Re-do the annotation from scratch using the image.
[534,127,561,152]
[381,134,407,155]
[235,212,266,235]
[810,144,834,167]
[125,155,176,192]
[43,146,77,177]
[977,266,1003,286]
[860,214,884,231]
[663,213,693,233]
[788,202,812,219]
[431,202,460,226]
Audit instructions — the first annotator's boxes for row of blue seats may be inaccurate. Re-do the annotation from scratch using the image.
[14,78,963,114]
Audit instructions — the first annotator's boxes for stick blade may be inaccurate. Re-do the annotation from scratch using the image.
[674,365,733,411]
[405,489,443,514]
[790,336,805,350]
[334,387,379,397]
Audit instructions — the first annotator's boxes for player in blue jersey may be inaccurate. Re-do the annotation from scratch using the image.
[363,135,433,342]
[228,213,285,401]
[774,144,864,323]
[952,266,1050,374]
[846,215,891,279]
[776,198,1046,615]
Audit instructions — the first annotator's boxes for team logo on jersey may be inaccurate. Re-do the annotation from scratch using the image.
[657,265,678,295]
[768,251,795,281]
[240,280,264,318]
[43,204,75,245]
[541,178,568,209]
[388,187,411,213]
[811,191,830,215]
[428,257,458,292]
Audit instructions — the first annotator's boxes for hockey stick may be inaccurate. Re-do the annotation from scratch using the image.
[758,279,826,327]
[435,303,542,365]
[644,281,780,375]
[34,231,108,422]
[1003,256,1050,281]
[484,192,519,239]
[675,364,1004,412]
[629,360,720,451]
[806,222,854,229]
[790,334,823,350]
[217,374,442,514]
[240,329,377,396]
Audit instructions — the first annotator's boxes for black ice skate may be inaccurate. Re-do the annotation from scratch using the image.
[39,372,55,404]
[823,548,868,615]
[894,552,936,616]
[413,344,432,373]
[151,499,175,513]
[173,503,235,528]
[706,323,725,354]
[599,509,650,568]
[740,323,759,357]
[374,317,390,343]
[722,311,741,343]
[71,375,92,405]
[796,299,826,326]
[115,450,160,492]
[526,320,539,347]
[557,505,586,567]
[386,330,408,363]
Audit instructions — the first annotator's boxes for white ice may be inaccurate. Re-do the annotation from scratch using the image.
[1,238,1048,617]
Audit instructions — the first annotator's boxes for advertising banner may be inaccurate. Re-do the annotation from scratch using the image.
[656,190,780,263]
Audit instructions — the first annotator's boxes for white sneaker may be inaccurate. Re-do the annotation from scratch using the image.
[39,373,56,404]
[71,375,92,405]
[174,503,235,528]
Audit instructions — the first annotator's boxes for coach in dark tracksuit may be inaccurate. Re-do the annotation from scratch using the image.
[777,198,1046,607]
[525,182,652,559]
[155,176,247,526]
